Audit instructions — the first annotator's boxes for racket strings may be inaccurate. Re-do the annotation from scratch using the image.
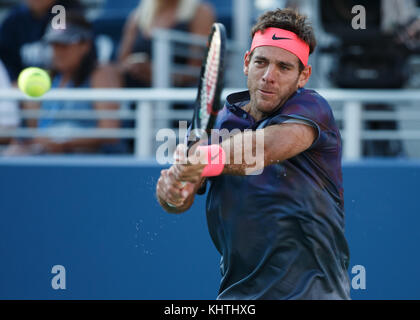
[200,28,221,125]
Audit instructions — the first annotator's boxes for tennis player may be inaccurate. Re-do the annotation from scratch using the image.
[156,8,350,300]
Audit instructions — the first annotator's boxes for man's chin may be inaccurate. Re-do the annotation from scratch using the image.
[257,100,284,114]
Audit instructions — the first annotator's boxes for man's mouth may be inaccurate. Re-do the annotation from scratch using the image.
[258,89,275,96]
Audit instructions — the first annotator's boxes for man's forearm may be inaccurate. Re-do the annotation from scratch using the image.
[220,130,265,176]
[219,123,316,176]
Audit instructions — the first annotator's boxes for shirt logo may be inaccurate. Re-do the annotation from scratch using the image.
[272,34,292,41]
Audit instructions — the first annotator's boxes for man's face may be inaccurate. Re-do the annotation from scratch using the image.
[244,46,311,116]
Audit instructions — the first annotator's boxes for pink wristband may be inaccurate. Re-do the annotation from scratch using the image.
[197,145,226,177]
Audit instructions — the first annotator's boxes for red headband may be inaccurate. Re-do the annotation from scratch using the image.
[250,28,310,66]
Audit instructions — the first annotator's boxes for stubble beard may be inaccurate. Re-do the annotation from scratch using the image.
[248,77,300,120]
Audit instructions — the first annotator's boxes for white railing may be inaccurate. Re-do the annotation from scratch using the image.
[1,88,420,159]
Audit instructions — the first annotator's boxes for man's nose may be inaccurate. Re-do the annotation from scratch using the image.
[262,64,277,83]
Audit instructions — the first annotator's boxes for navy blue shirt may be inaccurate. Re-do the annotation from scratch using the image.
[203,88,351,300]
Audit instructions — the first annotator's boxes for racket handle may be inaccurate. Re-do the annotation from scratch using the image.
[168,145,224,208]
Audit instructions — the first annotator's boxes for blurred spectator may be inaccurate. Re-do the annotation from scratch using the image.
[0,58,19,148]
[363,0,420,157]
[0,0,84,82]
[320,0,420,157]
[117,0,215,88]
[3,13,123,156]
[387,0,420,51]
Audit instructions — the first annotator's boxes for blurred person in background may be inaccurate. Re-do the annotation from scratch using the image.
[117,0,215,88]
[0,0,84,82]
[0,58,19,150]
[319,0,420,157]
[367,0,420,157]
[0,0,85,131]
[3,13,123,156]
[361,0,419,157]
[383,0,420,50]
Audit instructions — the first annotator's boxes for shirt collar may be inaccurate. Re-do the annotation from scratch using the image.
[225,88,304,114]
[226,90,250,108]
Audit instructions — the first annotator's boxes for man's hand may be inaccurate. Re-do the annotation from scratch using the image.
[156,168,195,208]
[171,145,207,184]
[156,144,206,212]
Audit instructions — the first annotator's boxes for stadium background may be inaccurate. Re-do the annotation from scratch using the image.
[0,0,419,300]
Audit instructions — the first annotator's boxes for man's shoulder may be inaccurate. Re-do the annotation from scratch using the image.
[288,88,330,110]
[281,88,334,121]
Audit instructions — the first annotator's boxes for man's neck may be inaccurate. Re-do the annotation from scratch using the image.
[243,88,300,122]
[243,102,264,122]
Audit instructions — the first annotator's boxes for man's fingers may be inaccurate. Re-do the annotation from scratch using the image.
[157,165,203,209]
[182,182,195,198]
[157,169,188,206]
[165,168,191,202]
[172,165,205,183]
[167,167,187,188]
[165,186,185,205]
[161,178,186,205]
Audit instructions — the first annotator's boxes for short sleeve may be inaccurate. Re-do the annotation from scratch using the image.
[266,113,323,151]
[282,117,321,149]
[263,91,339,152]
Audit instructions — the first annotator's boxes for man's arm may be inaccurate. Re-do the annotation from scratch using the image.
[170,122,316,181]
[157,122,316,213]
[221,122,317,175]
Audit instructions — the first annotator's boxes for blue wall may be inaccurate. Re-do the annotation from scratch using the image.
[0,158,419,300]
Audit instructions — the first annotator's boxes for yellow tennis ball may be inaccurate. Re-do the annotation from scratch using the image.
[18,67,51,98]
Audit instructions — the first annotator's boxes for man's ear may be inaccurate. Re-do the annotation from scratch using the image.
[297,64,312,88]
[243,51,251,76]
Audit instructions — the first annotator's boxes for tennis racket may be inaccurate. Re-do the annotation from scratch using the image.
[169,23,226,202]
[186,22,227,151]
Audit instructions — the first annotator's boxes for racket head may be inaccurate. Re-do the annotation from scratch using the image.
[188,23,227,147]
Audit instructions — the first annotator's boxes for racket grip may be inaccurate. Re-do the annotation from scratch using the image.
[198,145,226,177]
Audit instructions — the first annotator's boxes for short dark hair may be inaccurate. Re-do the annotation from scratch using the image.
[251,8,316,72]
